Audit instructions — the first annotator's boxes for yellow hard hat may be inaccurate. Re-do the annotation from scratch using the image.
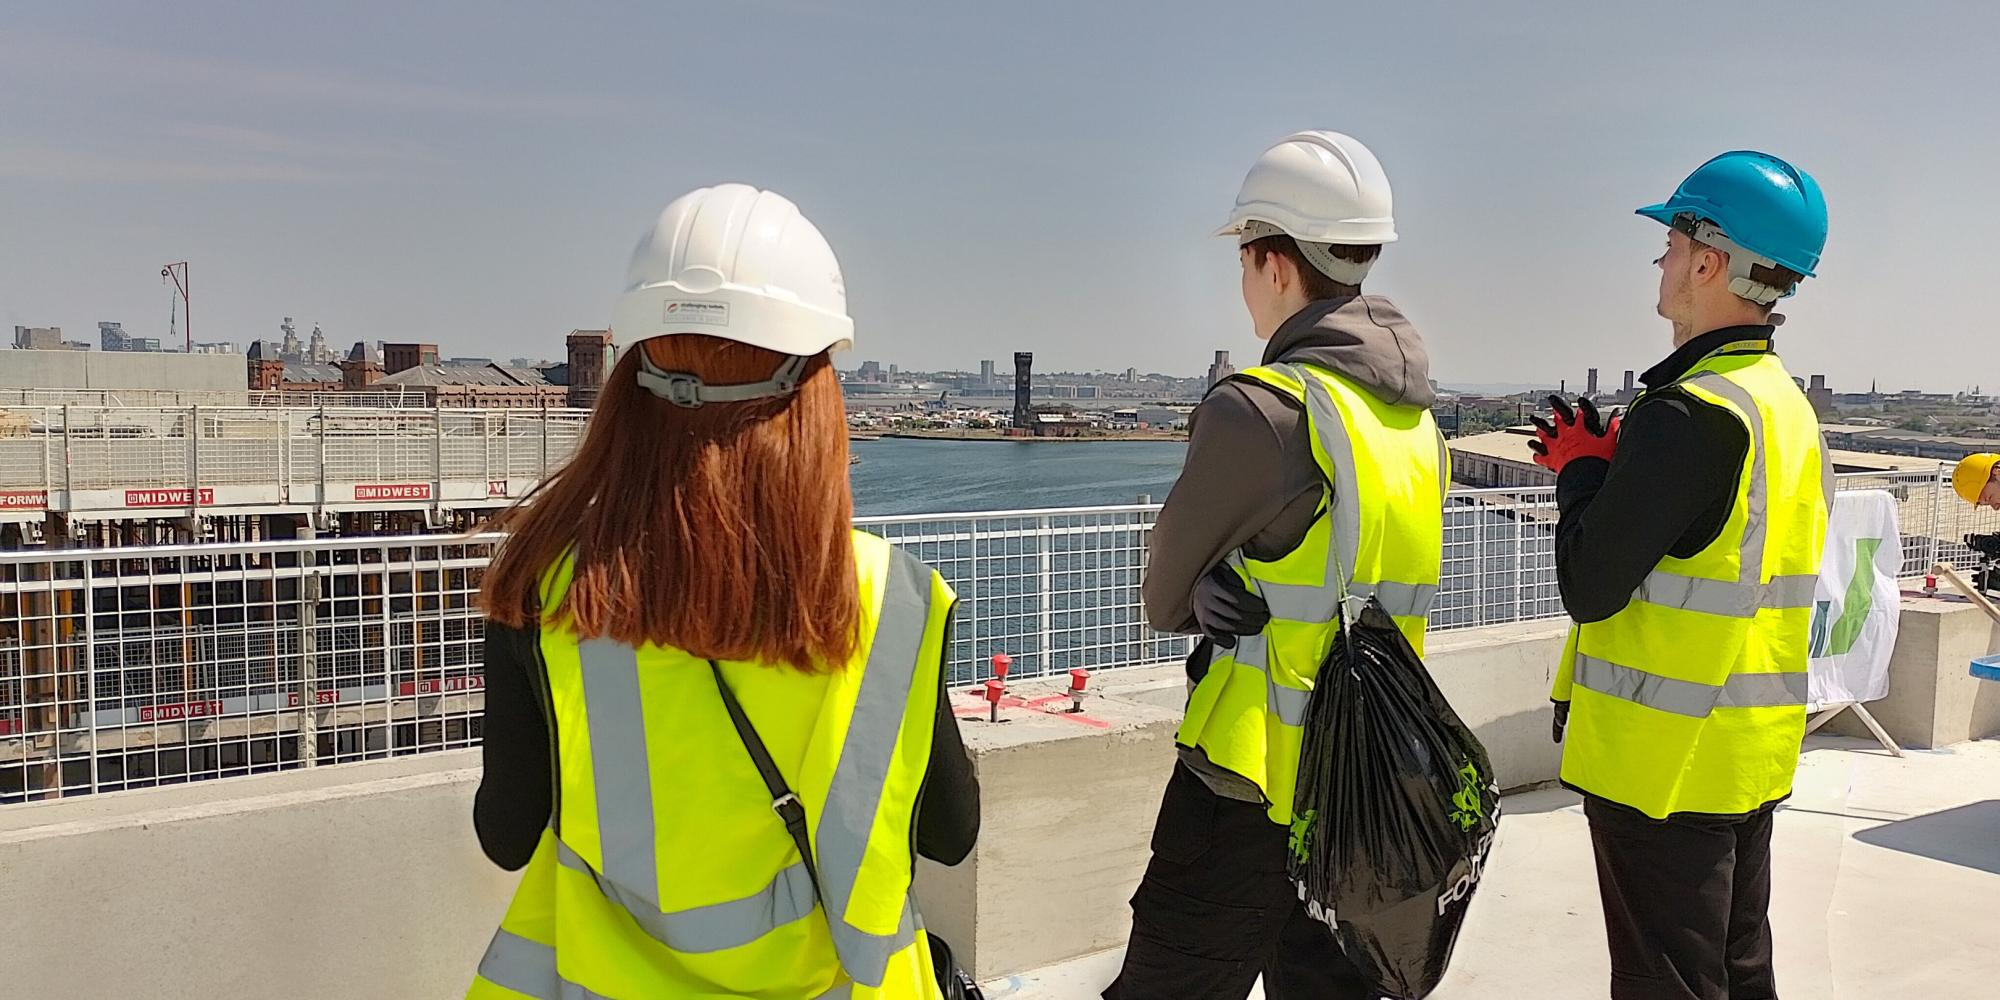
[1953,453,2000,504]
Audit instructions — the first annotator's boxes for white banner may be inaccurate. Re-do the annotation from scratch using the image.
[1807,490,1902,711]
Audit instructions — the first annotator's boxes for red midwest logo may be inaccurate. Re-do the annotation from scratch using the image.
[354,484,432,501]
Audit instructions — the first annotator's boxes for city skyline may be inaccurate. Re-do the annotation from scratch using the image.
[0,3,1992,392]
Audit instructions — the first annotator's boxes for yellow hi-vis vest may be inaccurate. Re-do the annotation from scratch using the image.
[469,530,956,1000]
[1552,344,1831,819]
[1176,362,1449,825]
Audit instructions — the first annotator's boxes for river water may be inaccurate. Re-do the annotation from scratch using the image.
[849,438,1187,516]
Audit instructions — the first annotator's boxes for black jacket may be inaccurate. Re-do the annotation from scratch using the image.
[1553,325,1780,625]
[473,620,981,871]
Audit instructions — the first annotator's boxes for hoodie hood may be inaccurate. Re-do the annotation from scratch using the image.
[1260,295,1436,408]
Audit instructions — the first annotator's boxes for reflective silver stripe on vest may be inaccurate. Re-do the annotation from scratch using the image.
[814,549,932,987]
[1232,633,1311,726]
[1633,571,1819,617]
[565,550,933,985]
[1348,580,1439,620]
[579,637,660,910]
[1573,653,1806,719]
[475,929,615,1000]
[554,839,819,954]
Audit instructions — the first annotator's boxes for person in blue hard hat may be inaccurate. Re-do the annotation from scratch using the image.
[1534,151,1832,1000]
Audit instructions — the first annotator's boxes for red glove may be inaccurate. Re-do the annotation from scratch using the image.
[1530,395,1620,473]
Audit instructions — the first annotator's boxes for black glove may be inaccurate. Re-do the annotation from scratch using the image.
[1552,700,1570,743]
[1191,565,1270,650]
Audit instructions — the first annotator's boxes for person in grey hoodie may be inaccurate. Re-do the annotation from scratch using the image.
[1107,132,1444,1000]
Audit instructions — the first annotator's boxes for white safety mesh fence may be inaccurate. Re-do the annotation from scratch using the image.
[0,472,1959,802]
[0,535,492,802]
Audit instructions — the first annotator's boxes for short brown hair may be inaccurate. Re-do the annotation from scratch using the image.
[480,337,858,673]
[1244,234,1379,301]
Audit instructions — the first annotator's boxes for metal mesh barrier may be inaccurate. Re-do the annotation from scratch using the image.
[0,469,1957,801]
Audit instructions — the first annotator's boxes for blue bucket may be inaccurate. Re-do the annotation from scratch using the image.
[1971,654,2000,683]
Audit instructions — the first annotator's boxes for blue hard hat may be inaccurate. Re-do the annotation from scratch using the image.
[1636,151,1827,278]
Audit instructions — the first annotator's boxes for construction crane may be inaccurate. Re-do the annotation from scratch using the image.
[162,261,190,352]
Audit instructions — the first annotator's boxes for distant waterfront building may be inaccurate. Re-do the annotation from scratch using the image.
[1044,385,1102,400]
[1207,350,1234,390]
[99,321,131,352]
[1125,367,1139,384]
[382,343,441,375]
[1014,352,1034,429]
[565,329,613,408]
[341,341,385,389]
[1587,368,1600,396]
[1807,374,1833,417]
[279,318,304,363]
[190,342,236,354]
[1617,370,1639,404]
[307,323,333,363]
[857,360,884,382]
[13,326,64,350]
[980,359,997,387]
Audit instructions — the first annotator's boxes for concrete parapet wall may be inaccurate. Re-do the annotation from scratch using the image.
[0,751,512,1000]
[1825,595,2000,748]
[917,676,1182,982]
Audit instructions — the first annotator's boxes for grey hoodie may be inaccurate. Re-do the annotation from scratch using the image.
[1143,295,1437,635]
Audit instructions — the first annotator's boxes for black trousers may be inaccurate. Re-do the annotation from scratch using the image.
[1585,796,1779,1000]
[1105,763,1374,1000]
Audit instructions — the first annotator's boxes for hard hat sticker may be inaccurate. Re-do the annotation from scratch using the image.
[663,301,729,326]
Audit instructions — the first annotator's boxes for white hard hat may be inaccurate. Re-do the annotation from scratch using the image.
[1215,131,1398,248]
[611,183,853,357]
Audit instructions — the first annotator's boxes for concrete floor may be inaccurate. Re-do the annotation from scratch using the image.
[986,736,2000,1000]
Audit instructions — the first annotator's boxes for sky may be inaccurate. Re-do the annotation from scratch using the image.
[0,1,1992,392]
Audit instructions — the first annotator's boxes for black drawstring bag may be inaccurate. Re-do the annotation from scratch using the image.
[1287,599,1502,999]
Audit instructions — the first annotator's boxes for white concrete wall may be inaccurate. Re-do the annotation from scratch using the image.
[0,349,244,392]
[0,752,514,1000]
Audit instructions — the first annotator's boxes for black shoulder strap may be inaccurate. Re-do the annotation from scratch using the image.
[709,660,824,898]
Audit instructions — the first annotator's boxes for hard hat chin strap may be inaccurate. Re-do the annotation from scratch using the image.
[635,353,812,408]
[1677,216,1791,306]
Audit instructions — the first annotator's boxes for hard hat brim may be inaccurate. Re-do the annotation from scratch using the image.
[1635,203,1678,226]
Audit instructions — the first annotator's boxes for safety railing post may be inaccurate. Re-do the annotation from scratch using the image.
[1037,513,1053,675]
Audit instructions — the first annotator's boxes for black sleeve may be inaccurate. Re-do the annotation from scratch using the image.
[915,609,980,865]
[474,621,554,871]
[1554,391,1748,624]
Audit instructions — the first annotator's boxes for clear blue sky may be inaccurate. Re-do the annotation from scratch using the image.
[1,1,1990,392]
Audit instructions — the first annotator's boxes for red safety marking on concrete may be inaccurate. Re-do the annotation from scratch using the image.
[952,691,1110,728]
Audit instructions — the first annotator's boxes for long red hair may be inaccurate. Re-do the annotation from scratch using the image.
[480,336,857,672]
